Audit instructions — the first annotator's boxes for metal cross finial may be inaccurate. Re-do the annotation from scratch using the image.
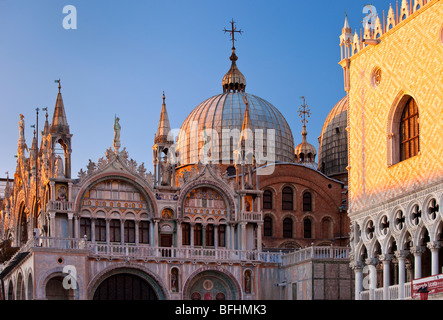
[223,19,243,49]
[55,79,61,93]
[298,96,311,126]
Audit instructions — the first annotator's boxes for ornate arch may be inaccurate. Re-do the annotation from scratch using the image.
[386,91,420,166]
[37,266,85,300]
[74,172,157,217]
[177,179,236,220]
[182,266,242,300]
[87,263,169,300]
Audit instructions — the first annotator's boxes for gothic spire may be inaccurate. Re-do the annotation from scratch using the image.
[155,91,171,144]
[50,79,70,135]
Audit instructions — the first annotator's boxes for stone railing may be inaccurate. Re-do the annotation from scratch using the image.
[31,236,282,264]
[359,282,412,300]
[281,246,351,266]
[48,200,74,212]
[241,212,262,222]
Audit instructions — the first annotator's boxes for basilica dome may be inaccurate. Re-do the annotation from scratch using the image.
[318,95,348,179]
[176,92,295,165]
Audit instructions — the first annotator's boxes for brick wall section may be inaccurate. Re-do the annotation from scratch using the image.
[258,164,349,248]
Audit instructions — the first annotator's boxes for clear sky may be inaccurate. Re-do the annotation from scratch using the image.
[0,0,391,178]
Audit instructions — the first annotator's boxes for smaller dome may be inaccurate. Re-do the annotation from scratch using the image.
[295,126,317,165]
[318,95,348,178]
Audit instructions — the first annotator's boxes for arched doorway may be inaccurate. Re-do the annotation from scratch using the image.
[184,269,241,300]
[93,273,158,300]
[46,276,76,300]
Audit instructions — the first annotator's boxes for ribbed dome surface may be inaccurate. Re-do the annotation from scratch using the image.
[318,95,348,177]
[176,92,294,165]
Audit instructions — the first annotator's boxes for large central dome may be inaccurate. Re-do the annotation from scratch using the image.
[176,32,294,166]
[176,92,294,165]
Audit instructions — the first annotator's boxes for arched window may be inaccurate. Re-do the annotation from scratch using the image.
[109,220,121,243]
[263,190,273,209]
[194,224,202,246]
[264,216,273,237]
[283,218,293,238]
[282,187,293,210]
[218,225,226,247]
[139,221,150,244]
[80,218,91,240]
[400,97,419,161]
[95,219,106,242]
[182,223,190,246]
[124,220,135,243]
[206,224,214,247]
[321,218,332,239]
[303,192,312,212]
[304,218,312,238]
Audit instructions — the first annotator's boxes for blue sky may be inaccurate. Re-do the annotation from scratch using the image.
[0,0,391,177]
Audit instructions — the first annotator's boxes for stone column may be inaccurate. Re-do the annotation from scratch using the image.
[176,220,182,248]
[105,218,110,245]
[395,250,408,300]
[202,223,207,247]
[379,254,393,300]
[411,246,425,279]
[91,218,96,243]
[241,222,247,251]
[73,214,79,239]
[365,257,378,300]
[256,222,263,252]
[153,219,159,247]
[67,212,74,238]
[120,219,125,245]
[427,241,441,276]
[190,222,195,248]
[214,224,218,249]
[49,212,56,237]
[135,220,140,246]
[351,261,364,300]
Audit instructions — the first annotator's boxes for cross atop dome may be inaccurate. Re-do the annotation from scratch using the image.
[223,19,243,50]
[222,20,246,93]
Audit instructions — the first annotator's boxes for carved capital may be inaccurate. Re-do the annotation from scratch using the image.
[365,257,379,266]
[350,260,365,270]
[410,246,426,256]
[378,254,394,262]
[427,241,441,251]
[395,250,409,260]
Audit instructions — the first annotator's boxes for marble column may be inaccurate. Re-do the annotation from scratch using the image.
[365,257,378,300]
[351,261,364,300]
[379,254,393,300]
[427,241,440,276]
[395,250,408,300]
[411,246,425,279]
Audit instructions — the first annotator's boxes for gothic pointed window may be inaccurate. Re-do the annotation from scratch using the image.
[399,97,419,161]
